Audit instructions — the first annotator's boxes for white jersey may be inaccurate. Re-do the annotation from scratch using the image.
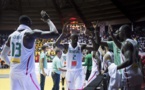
[9,28,35,74]
[66,43,84,89]
[121,39,143,87]
[91,52,100,72]
[66,43,83,70]
[61,52,67,67]
[86,51,100,87]
[102,51,113,71]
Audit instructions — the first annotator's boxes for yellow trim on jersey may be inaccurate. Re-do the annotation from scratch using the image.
[11,58,20,63]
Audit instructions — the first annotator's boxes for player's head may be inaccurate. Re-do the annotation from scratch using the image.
[55,48,62,58]
[100,45,106,56]
[19,15,32,27]
[71,33,78,44]
[118,24,132,41]
[41,45,48,52]
[87,50,91,54]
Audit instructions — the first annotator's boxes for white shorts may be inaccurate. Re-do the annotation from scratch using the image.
[61,72,66,78]
[10,71,40,90]
[61,67,66,78]
[66,69,84,90]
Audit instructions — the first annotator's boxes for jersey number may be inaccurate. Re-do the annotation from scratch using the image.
[12,42,21,57]
[73,55,76,60]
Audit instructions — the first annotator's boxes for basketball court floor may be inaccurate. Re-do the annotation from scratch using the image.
[0,63,66,90]
[1,63,145,90]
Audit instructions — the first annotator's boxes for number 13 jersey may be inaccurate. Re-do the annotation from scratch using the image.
[66,43,83,70]
[10,29,35,74]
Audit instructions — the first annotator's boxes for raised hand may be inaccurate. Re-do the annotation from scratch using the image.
[92,21,99,31]
[40,10,50,22]
[62,22,70,35]
[108,25,113,35]
[85,29,93,38]
[93,21,100,35]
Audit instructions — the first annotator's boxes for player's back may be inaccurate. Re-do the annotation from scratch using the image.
[10,29,35,74]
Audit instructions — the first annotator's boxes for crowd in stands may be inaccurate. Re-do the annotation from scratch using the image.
[0,25,145,69]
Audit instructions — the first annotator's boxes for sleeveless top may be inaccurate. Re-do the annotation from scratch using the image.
[66,43,83,70]
[102,51,113,71]
[121,39,143,87]
[10,28,35,74]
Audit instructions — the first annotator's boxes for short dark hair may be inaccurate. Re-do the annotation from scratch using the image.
[19,15,31,26]
[101,45,105,50]
[55,49,61,54]
[108,36,112,41]
[41,45,47,50]
[87,50,91,54]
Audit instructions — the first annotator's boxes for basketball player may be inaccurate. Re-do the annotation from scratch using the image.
[100,45,114,89]
[1,11,58,90]
[110,25,143,89]
[97,26,121,73]
[60,49,67,90]
[85,51,101,87]
[54,24,99,90]
[101,43,114,73]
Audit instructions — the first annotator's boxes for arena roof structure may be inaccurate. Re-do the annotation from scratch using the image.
[0,0,145,31]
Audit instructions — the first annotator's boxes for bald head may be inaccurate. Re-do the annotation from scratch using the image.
[71,33,78,44]
[119,24,132,40]
[119,25,131,34]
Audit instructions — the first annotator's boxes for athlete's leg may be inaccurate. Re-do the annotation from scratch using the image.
[29,73,40,90]
[75,70,84,90]
[66,71,75,90]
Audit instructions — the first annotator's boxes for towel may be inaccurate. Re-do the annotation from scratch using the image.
[108,63,121,90]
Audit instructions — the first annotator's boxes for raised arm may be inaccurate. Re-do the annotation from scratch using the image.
[82,29,99,51]
[54,22,69,49]
[25,19,59,39]
[1,37,11,65]
[108,25,122,49]
[94,22,108,47]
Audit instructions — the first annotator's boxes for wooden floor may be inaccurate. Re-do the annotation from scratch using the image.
[1,68,145,90]
[0,69,66,90]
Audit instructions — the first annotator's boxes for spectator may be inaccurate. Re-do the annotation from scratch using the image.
[82,50,92,81]
[51,49,66,90]
[39,45,48,90]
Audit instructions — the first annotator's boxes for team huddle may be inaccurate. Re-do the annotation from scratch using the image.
[1,10,143,90]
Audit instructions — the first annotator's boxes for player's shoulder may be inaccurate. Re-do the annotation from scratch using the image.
[125,40,133,48]
[122,40,134,52]
[24,29,34,34]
